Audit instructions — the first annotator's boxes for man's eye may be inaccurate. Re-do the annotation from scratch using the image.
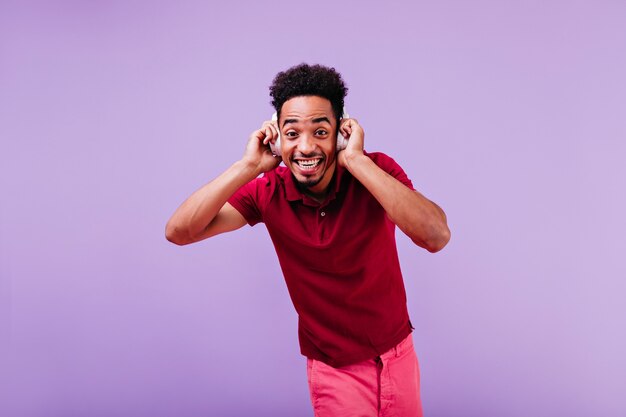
[316,130,328,136]
[286,131,298,138]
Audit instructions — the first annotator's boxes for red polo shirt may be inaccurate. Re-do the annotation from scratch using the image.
[228,151,415,367]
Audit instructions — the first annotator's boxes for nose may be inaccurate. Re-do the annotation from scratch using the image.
[296,134,316,154]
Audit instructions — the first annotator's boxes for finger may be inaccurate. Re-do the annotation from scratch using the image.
[339,119,347,136]
[267,123,278,143]
[263,127,273,145]
[261,121,274,135]
[340,118,352,134]
[252,129,266,142]
[340,122,352,138]
[261,121,279,144]
[271,121,279,140]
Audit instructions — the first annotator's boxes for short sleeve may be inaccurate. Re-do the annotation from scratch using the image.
[368,152,416,191]
[227,177,265,226]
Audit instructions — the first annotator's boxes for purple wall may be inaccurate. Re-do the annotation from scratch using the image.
[2,1,625,416]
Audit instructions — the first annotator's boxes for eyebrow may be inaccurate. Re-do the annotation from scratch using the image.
[313,117,331,125]
[282,116,332,128]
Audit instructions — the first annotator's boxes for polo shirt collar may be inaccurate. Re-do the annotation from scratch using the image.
[281,162,347,204]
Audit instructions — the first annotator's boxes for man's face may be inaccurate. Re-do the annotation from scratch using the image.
[278,95,338,195]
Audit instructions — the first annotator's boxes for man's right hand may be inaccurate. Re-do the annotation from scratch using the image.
[165,120,283,245]
[242,120,282,174]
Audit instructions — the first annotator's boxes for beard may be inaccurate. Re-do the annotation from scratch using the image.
[294,174,325,188]
[289,151,331,189]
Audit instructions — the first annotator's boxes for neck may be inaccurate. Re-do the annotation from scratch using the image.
[304,188,329,203]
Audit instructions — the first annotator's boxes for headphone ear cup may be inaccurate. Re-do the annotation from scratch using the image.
[270,112,281,156]
[336,132,348,152]
[270,133,281,156]
[336,110,350,152]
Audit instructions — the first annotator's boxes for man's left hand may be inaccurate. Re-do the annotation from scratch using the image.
[338,118,365,169]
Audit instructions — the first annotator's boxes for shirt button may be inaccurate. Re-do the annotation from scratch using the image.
[320,211,326,217]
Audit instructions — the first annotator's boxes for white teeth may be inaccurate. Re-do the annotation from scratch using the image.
[295,159,322,170]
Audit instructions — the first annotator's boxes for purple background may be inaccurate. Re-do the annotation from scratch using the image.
[2,1,625,416]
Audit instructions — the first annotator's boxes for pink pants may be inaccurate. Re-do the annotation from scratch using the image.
[306,334,423,417]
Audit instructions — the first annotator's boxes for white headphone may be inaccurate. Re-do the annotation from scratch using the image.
[269,111,349,157]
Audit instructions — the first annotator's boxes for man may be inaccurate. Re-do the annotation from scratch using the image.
[165,63,450,417]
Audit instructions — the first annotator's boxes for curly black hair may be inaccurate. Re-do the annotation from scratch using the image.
[269,63,348,127]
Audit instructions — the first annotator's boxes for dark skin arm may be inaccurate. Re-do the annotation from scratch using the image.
[338,119,450,252]
[165,121,281,245]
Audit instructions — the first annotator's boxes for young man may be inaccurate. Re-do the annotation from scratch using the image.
[165,63,450,417]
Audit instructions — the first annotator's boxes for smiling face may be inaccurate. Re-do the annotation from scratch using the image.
[278,95,339,196]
